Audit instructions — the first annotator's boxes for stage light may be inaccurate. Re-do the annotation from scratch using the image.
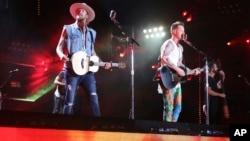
[142,26,165,39]
[119,53,124,58]
[246,39,250,44]
[115,45,122,51]
[182,10,193,23]
[37,0,40,16]
[217,2,242,15]
[182,11,188,17]
[186,15,192,22]
[41,61,45,65]
[153,27,157,32]
[151,64,158,69]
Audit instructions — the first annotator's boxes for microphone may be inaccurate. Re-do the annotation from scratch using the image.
[238,74,250,86]
[181,34,192,46]
[9,69,19,73]
[182,33,187,40]
[110,10,116,20]
[238,74,248,80]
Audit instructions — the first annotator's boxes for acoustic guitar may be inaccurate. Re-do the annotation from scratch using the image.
[160,66,204,89]
[71,51,126,75]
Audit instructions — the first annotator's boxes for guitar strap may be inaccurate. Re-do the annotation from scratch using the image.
[89,30,94,52]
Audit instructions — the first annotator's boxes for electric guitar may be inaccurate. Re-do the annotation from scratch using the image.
[160,66,204,89]
[71,51,126,75]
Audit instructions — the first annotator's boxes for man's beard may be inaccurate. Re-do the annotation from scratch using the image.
[76,15,86,22]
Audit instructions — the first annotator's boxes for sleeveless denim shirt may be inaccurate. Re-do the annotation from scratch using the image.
[64,23,96,68]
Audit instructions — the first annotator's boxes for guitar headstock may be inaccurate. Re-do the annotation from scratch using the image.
[199,67,205,72]
[118,62,126,69]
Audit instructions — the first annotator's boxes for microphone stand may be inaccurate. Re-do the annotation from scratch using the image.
[0,72,14,110]
[110,16,140,120]
[240,76,250,87]
[182,40,210,125]
[204,58,209,125]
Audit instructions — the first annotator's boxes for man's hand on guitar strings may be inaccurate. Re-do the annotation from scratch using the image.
[61,55,69,62]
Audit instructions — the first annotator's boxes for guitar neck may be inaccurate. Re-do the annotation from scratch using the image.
[93,62,119,67]
[187,68,204,75]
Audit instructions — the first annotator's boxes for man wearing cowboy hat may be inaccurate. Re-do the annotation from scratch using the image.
[56,3,111,116]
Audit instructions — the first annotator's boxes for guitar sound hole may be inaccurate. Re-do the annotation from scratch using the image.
[89,61,94,66]
[81,59,84,68]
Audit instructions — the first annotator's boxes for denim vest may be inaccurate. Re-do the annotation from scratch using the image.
[65,23,96,56]
[63,23,96,69]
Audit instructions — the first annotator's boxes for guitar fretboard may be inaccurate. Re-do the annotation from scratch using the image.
[92,61,119,67]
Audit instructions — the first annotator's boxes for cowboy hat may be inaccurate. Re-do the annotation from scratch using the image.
[70,3,95,23]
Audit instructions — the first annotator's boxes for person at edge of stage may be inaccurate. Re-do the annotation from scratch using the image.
[158,21,201,122]
[202,60,226,125]
[52,70,66,114]
[56,2,111,116]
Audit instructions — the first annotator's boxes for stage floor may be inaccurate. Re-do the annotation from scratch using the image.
[0,110,230,141]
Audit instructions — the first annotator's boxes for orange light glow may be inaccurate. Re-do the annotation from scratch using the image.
[119,53,124,58]
[151,64,158,69]
[0,127,229,141]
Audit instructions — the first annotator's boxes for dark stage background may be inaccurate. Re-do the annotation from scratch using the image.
[0,0,250,124]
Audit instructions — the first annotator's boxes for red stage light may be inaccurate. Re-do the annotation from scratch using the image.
[182,11,192,23]
[186,15,192,22]
[182,11,188,17]
[246,39,250,44]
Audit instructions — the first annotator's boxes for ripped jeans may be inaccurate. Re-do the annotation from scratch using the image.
[162,84,182,122]
[62,70,100,116]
